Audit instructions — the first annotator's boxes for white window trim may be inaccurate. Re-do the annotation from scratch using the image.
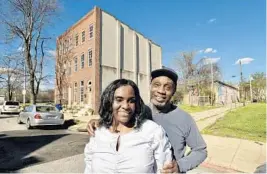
[81,53,85,69]
[80,81,84,102]
[74,82,78,103]
[88,48,92,67]
[74,57,78,72]
[82,30,86,43]
[75,34,79,46]
[89,24,94,40]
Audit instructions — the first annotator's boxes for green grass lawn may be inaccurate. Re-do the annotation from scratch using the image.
[178,104,219,113]
[202,103,266,142]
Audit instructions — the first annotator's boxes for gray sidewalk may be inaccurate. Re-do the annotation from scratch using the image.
[191,104,266,173]
[201,135,266,173]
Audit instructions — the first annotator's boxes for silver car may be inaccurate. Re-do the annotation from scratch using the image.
[17,105,64,129]
[0,101,20,114]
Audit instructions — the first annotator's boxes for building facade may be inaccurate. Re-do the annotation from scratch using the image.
[55,7,162,112]
[182,80,239,106]
[214,80,239,105]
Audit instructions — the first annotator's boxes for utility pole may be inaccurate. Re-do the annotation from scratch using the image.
[239,61,242,99]
[239,61,245,106]
[240,61,243,82]
[200,57,220,106]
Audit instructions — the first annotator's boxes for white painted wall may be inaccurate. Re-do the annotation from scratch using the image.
[100,11,162,103]
[137,34,148,74]
[121,23,134,72]
[101,66,117,92]
[101,12,117,68]
[151,44,162,71]
[100,11,118,92]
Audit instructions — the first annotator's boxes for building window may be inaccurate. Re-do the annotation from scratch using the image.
[82,31,85,42]
[89,24,93,39]
[88,49,92,67]
[81,54,84,69]
[80,81,84,102]
[74,57,78,72]
[75,34,78,46]
[74,82,77,102]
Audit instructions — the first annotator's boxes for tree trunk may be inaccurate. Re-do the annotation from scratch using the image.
[30,93,37,105]
[30,73,36,104]
[8,91,12,101]
[59,92,63,105]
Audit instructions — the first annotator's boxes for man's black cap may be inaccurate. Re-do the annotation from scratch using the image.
[151,68,178,84]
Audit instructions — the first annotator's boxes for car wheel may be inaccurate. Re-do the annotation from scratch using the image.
[17,115,22,124]
[26,118,32,129]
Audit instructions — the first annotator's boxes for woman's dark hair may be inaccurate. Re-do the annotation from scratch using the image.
[98,78,147,129]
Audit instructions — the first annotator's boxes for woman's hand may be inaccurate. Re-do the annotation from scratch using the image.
[87,119,100,136]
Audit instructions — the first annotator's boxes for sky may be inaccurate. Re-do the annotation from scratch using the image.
[1,0,266,88]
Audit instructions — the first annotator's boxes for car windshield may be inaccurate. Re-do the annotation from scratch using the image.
[36,106,58,112]
[6,101,19,106]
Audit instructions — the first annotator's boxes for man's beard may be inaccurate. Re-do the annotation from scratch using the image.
[152,99,171,111]
[154,101,167,109]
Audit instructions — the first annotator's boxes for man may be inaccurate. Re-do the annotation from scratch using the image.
[87,68,207,173]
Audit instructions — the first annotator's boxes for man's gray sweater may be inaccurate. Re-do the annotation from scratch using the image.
[147,105,207,173]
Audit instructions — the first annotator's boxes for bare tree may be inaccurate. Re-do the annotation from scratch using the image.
[0,0,59,104]
[195,59,221,94]
[173,51,222,105]
[174,51,196,81]
[0,54,24,100]
[55,35,74,104]
[173,51,197,95]
[251,72,266,102]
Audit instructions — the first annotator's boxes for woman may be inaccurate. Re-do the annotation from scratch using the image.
[84,79,173,173]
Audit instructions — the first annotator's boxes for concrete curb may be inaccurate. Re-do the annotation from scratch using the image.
[201,162,243,173]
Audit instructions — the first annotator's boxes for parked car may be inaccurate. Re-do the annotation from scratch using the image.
[17,105,64,129]
[0,101,20,114]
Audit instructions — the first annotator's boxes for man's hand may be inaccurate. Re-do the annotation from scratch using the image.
[161,160,179,174]
[87,119,100,136]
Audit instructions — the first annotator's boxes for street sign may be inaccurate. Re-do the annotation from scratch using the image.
[22,90,26,95]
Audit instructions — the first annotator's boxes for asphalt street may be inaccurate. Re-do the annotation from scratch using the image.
[0,114,89,172]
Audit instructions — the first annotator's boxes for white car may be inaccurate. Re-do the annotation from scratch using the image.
[0,101,20,114]
[17,105,64,129]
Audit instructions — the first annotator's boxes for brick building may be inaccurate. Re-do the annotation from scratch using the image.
[55,6,162,112]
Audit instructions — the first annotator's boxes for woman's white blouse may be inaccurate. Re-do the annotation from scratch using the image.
[84,120,172,173]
